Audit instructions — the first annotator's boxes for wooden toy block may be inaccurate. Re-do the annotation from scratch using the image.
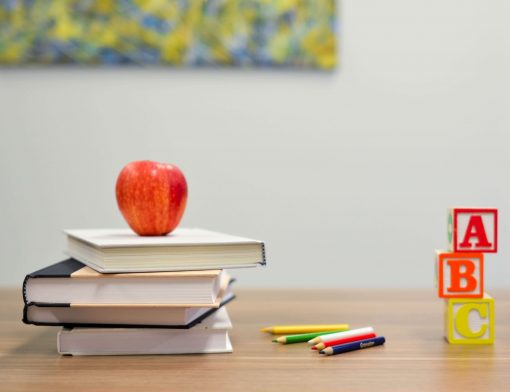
[447,208,498,253]
[444,293,494,344]
[436,251,484,298]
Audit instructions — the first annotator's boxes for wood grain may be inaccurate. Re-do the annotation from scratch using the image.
[1,288,509,392]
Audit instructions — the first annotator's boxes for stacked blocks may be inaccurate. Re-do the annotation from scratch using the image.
[436,208,498,344]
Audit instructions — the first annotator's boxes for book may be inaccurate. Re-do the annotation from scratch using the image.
[23,259,230,305]
[57,307,233,355]
[23,288,235,328]
[64,228,266,273]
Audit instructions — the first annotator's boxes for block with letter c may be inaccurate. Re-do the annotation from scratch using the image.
[444,294,494,344]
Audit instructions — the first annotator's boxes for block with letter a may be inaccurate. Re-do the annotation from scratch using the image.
[444,293,494,344]
[436,251,483,298]
[448,208,498,253]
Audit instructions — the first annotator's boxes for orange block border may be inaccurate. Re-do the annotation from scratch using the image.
[438,252,484,298]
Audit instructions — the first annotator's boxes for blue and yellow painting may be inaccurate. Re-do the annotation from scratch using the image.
[0,0,336,69]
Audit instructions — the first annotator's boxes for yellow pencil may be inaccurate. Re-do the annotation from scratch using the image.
[260,324,349,334]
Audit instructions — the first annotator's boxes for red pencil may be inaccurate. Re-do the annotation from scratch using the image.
[312,333,377,351]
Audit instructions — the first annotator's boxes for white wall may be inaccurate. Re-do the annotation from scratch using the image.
[1,0,509,288]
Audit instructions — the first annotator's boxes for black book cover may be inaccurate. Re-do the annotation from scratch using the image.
[22,294,236,329]
[22,259,236,329]
[22,259,86,304]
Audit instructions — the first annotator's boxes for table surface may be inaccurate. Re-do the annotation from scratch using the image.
[1,288,509,392]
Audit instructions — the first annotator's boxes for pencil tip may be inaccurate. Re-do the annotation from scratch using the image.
[260,327,270,333]
[311,346,317,350]
[272,339,277,343]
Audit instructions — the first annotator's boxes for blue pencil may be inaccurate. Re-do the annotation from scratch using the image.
[319,336,385,356]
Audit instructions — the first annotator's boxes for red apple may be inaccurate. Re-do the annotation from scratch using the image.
[115,160,188,236]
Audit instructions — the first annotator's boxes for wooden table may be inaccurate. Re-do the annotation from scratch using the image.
[1,288,509,391]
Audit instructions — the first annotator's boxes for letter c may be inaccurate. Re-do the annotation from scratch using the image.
[455,303,488,338]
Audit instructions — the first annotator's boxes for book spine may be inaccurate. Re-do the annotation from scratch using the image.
[261,242,267,266]
[22,304,29,324]
[21,302,71,325]
[22,275,30,304]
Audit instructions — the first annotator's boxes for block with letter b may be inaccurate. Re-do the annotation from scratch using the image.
[445,293,494,344]
[436,251,483,298]
[448,208,498,253]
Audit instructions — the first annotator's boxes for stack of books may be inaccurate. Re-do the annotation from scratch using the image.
[23,228,265,355]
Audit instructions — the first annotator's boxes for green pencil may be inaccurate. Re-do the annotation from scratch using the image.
[272,329,348,344]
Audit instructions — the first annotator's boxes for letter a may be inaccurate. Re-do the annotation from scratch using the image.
[459,215,492,249]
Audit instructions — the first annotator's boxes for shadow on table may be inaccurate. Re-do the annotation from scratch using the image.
[4,328,57,356]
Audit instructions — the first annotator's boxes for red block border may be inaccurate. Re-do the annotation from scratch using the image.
[453,208,498,253]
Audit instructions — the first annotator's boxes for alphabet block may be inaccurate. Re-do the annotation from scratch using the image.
[444,293,494,344]
[447,208,498,253]
[436,251,484,298]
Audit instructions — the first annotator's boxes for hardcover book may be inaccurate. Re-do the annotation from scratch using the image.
[23,259,230,305]
[65,228,266,273]
[23,288,235,329]
[57,307,233,356]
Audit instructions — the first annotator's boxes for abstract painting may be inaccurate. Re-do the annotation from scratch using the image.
[0,0,336,69]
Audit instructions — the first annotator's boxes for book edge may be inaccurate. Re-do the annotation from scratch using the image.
[65,228,263,249]
[24,295,236,329]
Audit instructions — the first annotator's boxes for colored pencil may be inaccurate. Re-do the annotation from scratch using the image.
[308,327,374,345]
[319,336,386,356]
[312,332,377,350]
[273,330,346,344]
[261,324,349,335]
